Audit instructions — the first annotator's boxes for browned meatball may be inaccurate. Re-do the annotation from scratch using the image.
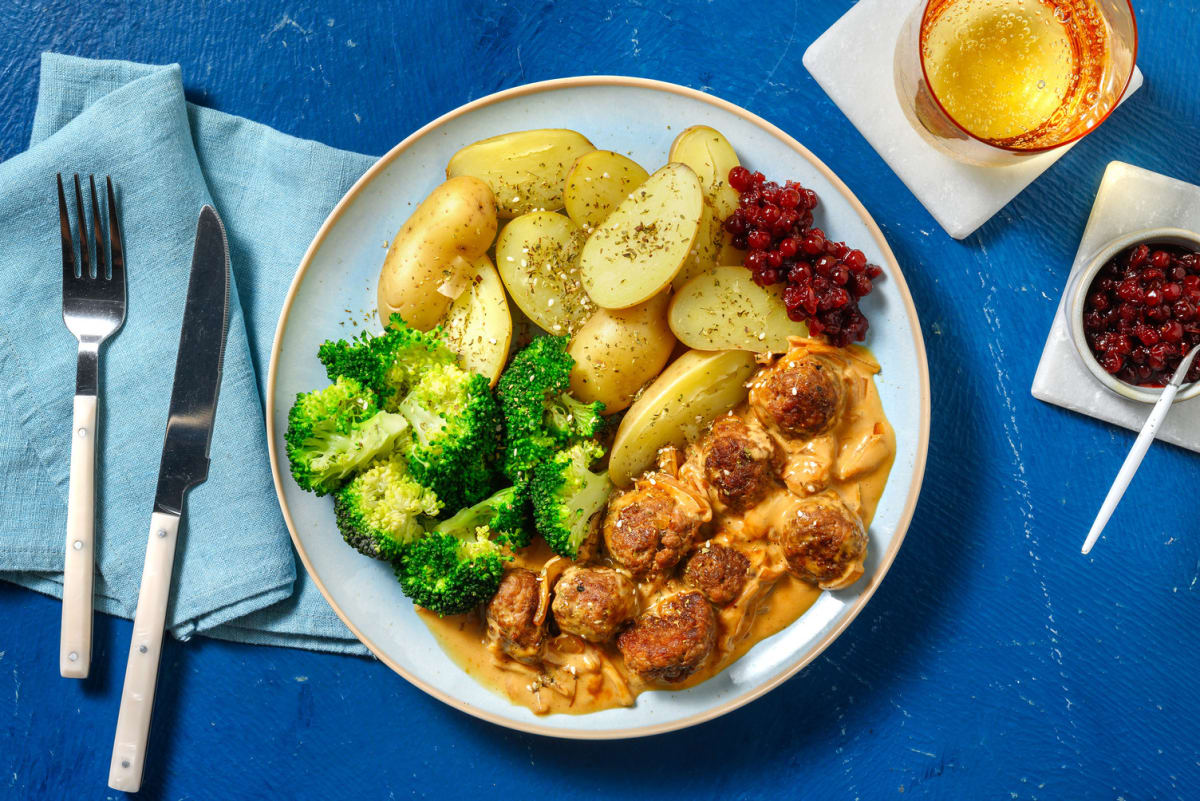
[700,415,778,511]
[749,352,845,439]
[617,591,717,683]
[684,543,750,605]
[551,566,638,643]
[771,494,867,590]
[603,475,711,580]
[484,568,544,662]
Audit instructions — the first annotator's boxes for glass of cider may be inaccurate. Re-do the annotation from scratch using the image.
[894,0,1137,165]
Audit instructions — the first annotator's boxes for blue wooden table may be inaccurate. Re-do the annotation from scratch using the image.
[1,2,1197,799]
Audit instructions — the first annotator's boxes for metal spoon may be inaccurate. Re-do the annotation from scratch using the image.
[1082,342,1200,555]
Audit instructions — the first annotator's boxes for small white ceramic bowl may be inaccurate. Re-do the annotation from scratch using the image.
[1068,226,1200,403]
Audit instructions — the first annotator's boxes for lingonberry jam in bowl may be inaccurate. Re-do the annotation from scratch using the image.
[1069,228,1200,403]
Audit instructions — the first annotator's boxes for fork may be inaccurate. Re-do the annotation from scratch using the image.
[58,174,125,679]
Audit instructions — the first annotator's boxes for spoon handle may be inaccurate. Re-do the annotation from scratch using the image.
[1082,382,1181,554]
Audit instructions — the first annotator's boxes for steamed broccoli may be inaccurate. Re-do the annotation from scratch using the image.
[317,314,457,409]
[530,441,612,559]
[396,524,510,616]
[432,481,532,549]
[396,362,503,513]
[285,377,410,495]
[496,336,605,482]
[333,454,441,560]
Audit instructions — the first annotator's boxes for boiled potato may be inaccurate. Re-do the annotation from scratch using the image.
[718,238,747,267]
[672,206,724,290]
[495,211,593,335]
[568,290,675,414]
[377,176,497,331]
[668,125,741,218]
[446,129,595,218]
[669,266,808,352]
[563,150,649,229]
[609,349,758,487]
[580,162,704,310]
[438,256,512,386]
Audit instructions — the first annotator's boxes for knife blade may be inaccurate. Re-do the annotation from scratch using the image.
[109,205,230,793]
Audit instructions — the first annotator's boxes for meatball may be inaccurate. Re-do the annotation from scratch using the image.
[603,475,711,579]
[484,568,544,662]
[749,352,845,439]
[551,566,638,643]
[700,414,778,511]
[771,494,867,590]
[684,543,750,605]
[617,591,717,683]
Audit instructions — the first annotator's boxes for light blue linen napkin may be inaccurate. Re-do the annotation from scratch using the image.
[0,53,378,654]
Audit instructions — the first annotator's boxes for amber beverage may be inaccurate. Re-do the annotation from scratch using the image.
[894,0,1136,165]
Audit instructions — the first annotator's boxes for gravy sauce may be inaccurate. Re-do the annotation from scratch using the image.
[417,343,895,715]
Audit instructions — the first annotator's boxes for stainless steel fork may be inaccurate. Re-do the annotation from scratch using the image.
[58,174,125,679]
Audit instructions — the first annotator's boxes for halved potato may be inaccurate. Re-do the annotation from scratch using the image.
[672,206,724,290]
[494,211,592,335]
[568,289,675,414]
[378,176,497,330]
[580,162,704,310]
[446,129,595,218]
[609,349,758,487]
[563,150,649,229]
[668,125,742,219]
[438,256,512,386]
[669,266,808,352]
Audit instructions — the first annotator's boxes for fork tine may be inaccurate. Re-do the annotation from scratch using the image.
[57,174,76,281]
[88,175,107,279]
[106,177,124,289]
[72,174,91,279]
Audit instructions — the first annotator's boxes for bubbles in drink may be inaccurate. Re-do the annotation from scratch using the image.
[920,0,1114,149]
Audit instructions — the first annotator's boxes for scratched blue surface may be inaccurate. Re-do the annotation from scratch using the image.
[1,2,1197,799]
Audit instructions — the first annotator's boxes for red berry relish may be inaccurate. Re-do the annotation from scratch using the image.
[1082,242,1200,387]
[723,166,883,347]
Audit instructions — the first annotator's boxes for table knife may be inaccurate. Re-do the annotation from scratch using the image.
[108,205,230,793]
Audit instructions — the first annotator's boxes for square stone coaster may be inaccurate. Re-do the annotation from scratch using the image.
[802,0,1144,240]
[1032,161,1200,453]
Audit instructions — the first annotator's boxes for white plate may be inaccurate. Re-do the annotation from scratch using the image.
[266,77,931,738]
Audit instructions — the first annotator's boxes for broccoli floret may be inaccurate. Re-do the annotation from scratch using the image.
[433,482,533,549]
[318,314,457,409]
[530,441,613,559]
[333,454,441,560]
[285,377,410,495]
[397,362,502,513]
[496,336,605,482]
[396,528,509,616]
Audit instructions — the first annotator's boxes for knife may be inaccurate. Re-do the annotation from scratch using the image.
[108,206,230,793]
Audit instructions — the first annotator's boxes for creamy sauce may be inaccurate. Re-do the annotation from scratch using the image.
[417,342,895,715]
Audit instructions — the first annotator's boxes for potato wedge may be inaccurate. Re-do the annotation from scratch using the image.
[446,129,595,218]
[377,176,497,331]
[568,289,675,414]
[609,349,758,487]
[495,211,593,335]
[438,256,512,386]
[563,150,649,229]
[580,162,704,310]
[668,125,741,219]
[669,266,808,352]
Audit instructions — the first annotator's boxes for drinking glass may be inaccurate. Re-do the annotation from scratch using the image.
[894,0,1137,166]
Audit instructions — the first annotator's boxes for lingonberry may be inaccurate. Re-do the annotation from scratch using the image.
[1083,240,1200,386]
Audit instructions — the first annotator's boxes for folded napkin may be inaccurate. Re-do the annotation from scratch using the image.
[0,54,379,654]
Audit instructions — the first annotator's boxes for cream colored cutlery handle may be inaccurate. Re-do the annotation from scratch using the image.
[109,510,180,793]
[61,394,97,679]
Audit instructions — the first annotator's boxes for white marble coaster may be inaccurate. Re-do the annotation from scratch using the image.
[1032,162,1200,453]
[802,0,1144,240]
